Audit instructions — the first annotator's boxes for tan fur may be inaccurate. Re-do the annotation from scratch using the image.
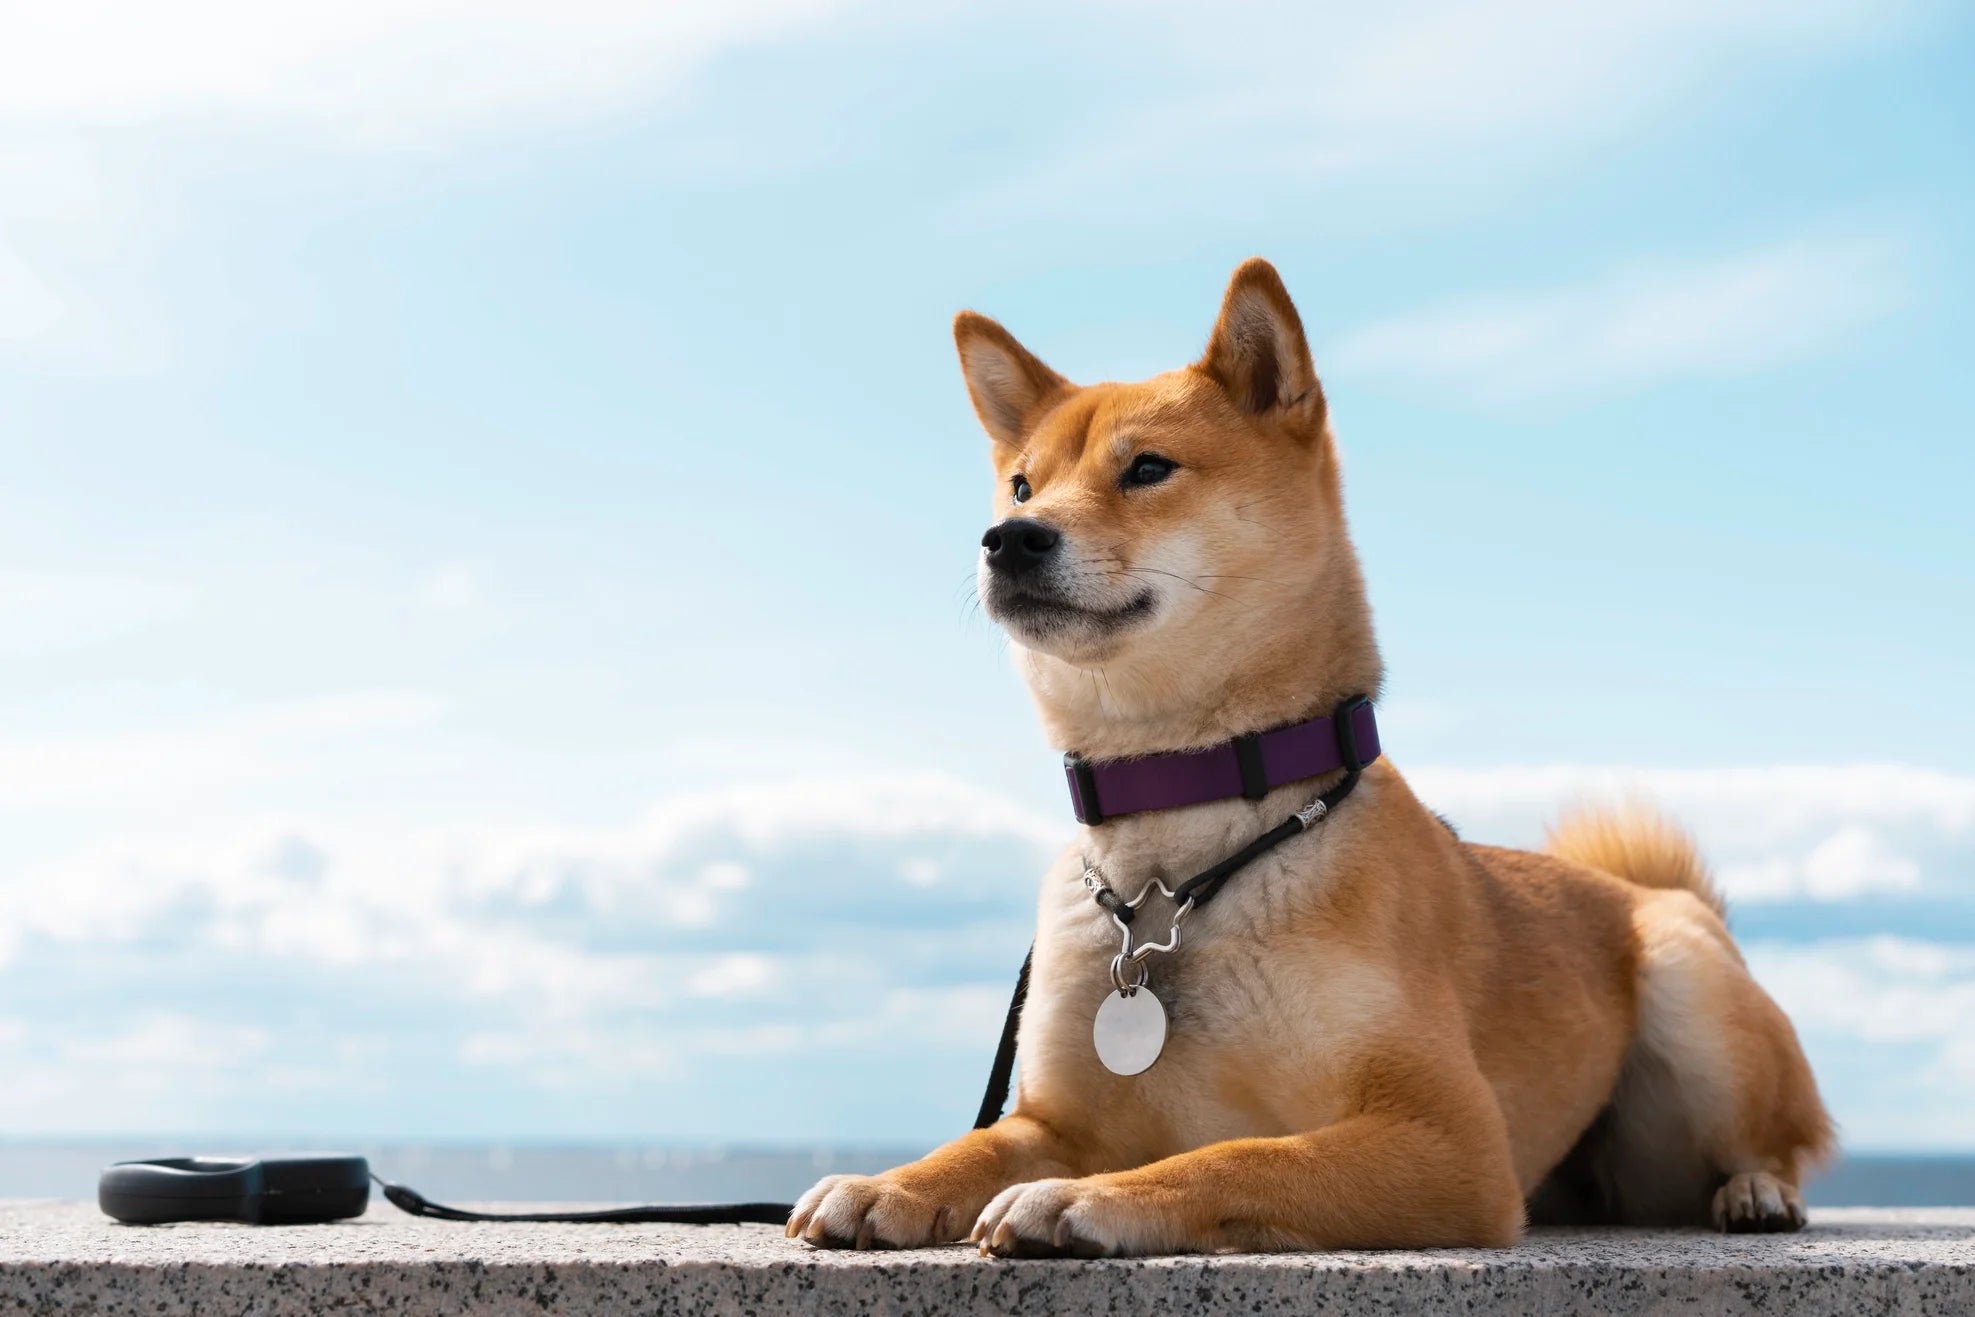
[1548,806,1726,917]
[787,258,1834,1256]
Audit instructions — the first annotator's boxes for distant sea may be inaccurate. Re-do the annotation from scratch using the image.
[5,1142,1972,1209]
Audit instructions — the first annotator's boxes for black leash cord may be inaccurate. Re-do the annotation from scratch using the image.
[1176,765,1363,908]
[382,766,1361,1226]
[1093,766,1364,926]
[973,946,1032,1131]
[376,1177,794,1225]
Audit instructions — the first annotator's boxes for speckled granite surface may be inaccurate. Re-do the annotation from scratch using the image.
[2,1201,1970,1315]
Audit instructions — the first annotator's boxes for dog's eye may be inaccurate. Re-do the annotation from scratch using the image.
[1011,474,1033,504]
[1122,454,1177,489]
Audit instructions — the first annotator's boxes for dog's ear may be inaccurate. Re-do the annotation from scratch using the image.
[1198,258,1324,423]
[953,311,1071,448]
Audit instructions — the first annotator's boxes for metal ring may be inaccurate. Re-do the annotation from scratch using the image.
[1110,952,1147,994]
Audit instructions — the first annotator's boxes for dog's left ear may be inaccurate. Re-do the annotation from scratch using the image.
[1197,258,1324,424]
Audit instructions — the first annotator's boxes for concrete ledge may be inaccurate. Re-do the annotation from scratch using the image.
[2,1202,1971,1315]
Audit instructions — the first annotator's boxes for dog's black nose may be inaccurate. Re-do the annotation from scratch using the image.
[981,518,1061,575]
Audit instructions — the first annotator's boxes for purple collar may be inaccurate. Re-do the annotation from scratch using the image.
[1063,697,1379,825]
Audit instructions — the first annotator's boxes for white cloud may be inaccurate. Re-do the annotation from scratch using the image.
[0,0,1933,371]
[699,862,752,893]
[0,771,1055,1133]
[0,0,1926,161]
[0,1,865,362]
[420,561,484,612]
[1283,0,1905,149]
[1746,937,1975,1147]
[1799,826,1925,900]
[447,980,1017,1082]
[955,0,1930,224]
[1409,762,1975,904]
[0,568,194,657]
[813,983,1013,1051]
[685,953,779,1000]
[0,245,69,346]
[0,1012,304,1130]
[459,1024,676,1079]
[0,137,137,360]
[1326,233,1907,401]
[4,762,1972,1141]
[900,857,944,888]
[0,771,1054,991]
[0,690,446,810]
[62,1013,271,1067]
[1753,938,1975,1049]
[0,0,859,145]
[1413,763,1975,832]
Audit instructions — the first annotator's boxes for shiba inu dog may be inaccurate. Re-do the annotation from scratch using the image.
[787,258,1832,1257]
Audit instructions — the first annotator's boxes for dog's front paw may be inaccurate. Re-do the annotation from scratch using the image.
[786,1174,965,1249]
[972,1177,1166,1258]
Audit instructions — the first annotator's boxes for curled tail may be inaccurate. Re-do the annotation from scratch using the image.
[1546,805,1725,918]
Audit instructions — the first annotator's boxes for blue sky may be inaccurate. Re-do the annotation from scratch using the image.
[1,1,1972,1153]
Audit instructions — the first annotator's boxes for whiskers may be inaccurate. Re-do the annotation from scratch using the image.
[953,568,987,626]
[1192,571,1291,587]
[1127,565,1242,601]
[1081,664,1120,712]
[1086,552,1282,603]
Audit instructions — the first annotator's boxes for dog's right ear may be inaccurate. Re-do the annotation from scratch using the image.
[953,311,1070,448]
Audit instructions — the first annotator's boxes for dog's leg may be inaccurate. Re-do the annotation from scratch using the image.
[974,1059,1523,1257]
[1704,977,1831,1233]
[788,1112,1082,1249]
[1619,890,1834,1232]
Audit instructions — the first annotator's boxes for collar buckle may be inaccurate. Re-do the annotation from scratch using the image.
[1233,732,1268,800]
[1332,694,1373,774]
[1064,752,1105,826]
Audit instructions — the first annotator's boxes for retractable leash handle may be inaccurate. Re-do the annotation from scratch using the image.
[98,1155,372,1225]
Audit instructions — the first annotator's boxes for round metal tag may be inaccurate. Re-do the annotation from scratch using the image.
[1093,987,1167,1076]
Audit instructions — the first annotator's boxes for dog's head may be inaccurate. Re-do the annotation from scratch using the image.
[955,259,1377,749]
